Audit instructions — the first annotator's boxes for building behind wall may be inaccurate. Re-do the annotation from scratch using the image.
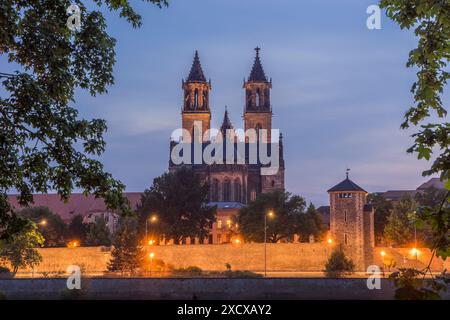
[168,48,285,242]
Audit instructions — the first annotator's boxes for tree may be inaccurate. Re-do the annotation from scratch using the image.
[19,206,67,247]
[379,0,449,298]
[367,193,393,244]
[86,217,111,246]
[107,217,144,276]
[238,190,306,243]
[415,186,448,208]
[324,249,355,278]
[0,222,44,274]
[0,0,169,241]
[67,214,87,245]
[137,167,216,244]
[384,195,417,246]
[298,203,327,242]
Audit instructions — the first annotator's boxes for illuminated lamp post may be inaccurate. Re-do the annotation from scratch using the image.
[145,214,158,245]
[264,210,275,277]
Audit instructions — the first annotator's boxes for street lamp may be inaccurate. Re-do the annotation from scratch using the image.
[145,214,158,245]
[264,210,275,277]
[39,219,47,226]
[380,251,386,276]
[149,252,155,276]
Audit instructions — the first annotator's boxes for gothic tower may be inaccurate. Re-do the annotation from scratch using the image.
[182,51,211,142]
[243,47,272,143]
[327,172,375,270]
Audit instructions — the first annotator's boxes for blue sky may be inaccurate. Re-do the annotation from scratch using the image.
[3,0,448,206]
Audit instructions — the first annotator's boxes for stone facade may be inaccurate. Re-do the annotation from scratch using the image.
[328,175,375,270]
[169,49,285,227]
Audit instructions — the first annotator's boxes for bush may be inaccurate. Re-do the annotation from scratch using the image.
[222,270,262,278]
[0,266,13,279]
[324,249,355,278]
[172,266,203,276]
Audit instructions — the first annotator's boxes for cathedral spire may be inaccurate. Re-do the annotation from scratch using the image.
[220,106,233,134]
[248,46,268,82]
[187,50,206,82]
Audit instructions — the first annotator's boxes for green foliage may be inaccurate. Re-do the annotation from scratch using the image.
[0,0,168,241]
[0,222,44,274]
[170,266,204,277]
[383,195,417,246]
[389,268,449,300]
[297,203,327,242]
[86,217,111,246]
[380,0,449,182]
[238,190,306,243]
[137,167,216,244]
[67,214,87,245]
[324,249,355,278]
[367,193,393,243]
[107,217,144,275]
[19,206,67,247]
[221,270,262,278]
[379,1,449,298]
[415,186,448,208]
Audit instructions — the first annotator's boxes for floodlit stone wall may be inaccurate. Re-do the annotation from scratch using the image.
[16,244,446,274]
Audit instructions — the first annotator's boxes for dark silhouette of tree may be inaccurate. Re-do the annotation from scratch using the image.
[107,217,144,276]
[86,217,111,246]
[0,0,168,241]
[367,193,393,245]
[238,190,306,243]
[67,215,87,245]
[19,206,66,247]
[137,167,216,244]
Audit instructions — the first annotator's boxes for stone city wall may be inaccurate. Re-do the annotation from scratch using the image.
[15,244,447,275]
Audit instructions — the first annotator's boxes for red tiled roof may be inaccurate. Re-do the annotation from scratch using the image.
[7,193,142,222]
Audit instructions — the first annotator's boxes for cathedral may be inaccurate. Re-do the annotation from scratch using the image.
[169,48,285,205]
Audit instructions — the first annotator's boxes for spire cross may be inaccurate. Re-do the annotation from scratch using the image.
[254,46,261,57]
[346,168,350,179]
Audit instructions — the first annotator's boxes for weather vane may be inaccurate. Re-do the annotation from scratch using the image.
[346,168,350,179]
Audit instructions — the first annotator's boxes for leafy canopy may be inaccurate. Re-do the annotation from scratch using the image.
[0,0,168,240]
[137,167,216,243]
[0,222,44,274]
[238,190,306,243]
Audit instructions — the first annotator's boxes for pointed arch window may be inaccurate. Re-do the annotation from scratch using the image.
[223,178,231,201]
[256,88,261,107]
[212,178,219,201]
[194,89,199,108]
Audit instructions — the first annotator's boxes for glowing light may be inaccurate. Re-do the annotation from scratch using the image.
[148,240,155,245]
[267,211,274,218]
[380,251,386,257]
[150,215,158,222]
[234,239,241,244]
[68,240,79,248]
[327,238,333,244]
[39,219,47,226]
[149,252,155,259]
[410,248,419,256]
